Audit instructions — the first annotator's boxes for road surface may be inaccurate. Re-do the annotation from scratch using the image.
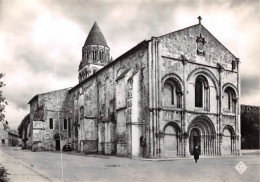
[0,147,259,182]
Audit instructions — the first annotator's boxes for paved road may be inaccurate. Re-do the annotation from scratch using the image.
[0,147,259,182]
[0,147,60,182]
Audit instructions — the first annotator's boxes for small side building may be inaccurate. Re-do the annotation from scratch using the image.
[0,122,8,146]
[28,88,72,151]
[0,122,19,147]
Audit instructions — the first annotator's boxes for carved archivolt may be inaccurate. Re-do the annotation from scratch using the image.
[222,83,238,97]
[161,73,184,92]
[187,67,219,93]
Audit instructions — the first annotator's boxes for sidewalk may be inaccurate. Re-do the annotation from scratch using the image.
[0,147,61,182]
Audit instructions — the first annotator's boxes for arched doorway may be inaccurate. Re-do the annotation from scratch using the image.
[189,128,200,155]
[222,128,232,155]
[164,125,178,157]
[188,116,216,156]
[54,133,64,151]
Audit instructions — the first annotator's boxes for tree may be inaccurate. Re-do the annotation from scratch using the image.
[0,73,8,123]
[241,110,260,149]
[18,114,30,138]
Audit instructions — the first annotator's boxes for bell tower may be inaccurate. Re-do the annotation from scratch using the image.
[78,22,110,83]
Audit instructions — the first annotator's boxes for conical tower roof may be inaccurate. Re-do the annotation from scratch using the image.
[84,22,108,47]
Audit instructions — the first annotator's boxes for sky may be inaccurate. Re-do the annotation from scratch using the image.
[0,0,259,129]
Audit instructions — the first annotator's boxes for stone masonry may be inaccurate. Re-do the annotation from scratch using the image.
[28,18,240,158]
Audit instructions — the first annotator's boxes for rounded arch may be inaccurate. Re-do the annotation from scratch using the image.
[163,121,181,133]
[53,133,64,140]
[161,73,184,92]
[116,67,124,78]
[188,115,216,135]
[187,67,219,93]
[195,75,209,88]
[222,125,235,136]
[163,122,180,157]
[188,115,217,156]
[103,74,111,84]
[222,83,238,97]
[222,84,237,112]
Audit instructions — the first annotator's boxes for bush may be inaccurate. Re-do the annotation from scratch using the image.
[0,166,9,182]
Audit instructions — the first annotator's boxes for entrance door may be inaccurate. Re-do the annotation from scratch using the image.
[1,139,5,146]
[189,128,200,155]
[164,126,177,157]
[56,140,60,151]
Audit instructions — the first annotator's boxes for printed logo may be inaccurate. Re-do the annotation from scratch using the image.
[235,161,247,174]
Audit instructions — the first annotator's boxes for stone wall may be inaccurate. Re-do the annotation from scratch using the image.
[30,88,72,151]
[71,43,149,157]
[146,23,240,157]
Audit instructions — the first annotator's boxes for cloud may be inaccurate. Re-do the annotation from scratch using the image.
[241,76,260,96]
[0,0,259,129]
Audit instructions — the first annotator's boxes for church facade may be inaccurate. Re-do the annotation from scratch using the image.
[29,18,241,158]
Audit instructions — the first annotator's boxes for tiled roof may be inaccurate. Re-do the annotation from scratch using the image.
[84,22,108,47]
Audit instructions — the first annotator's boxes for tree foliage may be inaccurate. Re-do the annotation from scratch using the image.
[241,110,260,149]
[18,114,30,139]
[0,73,8,122]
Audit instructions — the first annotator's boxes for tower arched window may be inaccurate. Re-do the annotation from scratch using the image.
[86,51,88,59]
[163,79,182,108]
[92,50,97,60]
[87,50,90,59]
[99,50,104,60]
[94,50,98,60]
[195,75,209,110]
[223,87,236,113]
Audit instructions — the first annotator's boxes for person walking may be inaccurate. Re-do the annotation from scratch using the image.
[194,145,200,163]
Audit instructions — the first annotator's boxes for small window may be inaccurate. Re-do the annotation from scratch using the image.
[232,60,236,70]
[64,119,67,130]
[80,107,84,119]
[49,118,53,129]
[68,118,71,138]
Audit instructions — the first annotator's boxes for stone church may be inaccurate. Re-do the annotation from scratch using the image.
[28,17,241,158]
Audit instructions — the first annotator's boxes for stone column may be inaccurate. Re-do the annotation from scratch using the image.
[182,57,189,157]
[218,64,224,155]
[236,58,241,155]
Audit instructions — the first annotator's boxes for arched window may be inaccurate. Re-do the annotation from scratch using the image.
[68,118,71,138]
[223,87,236,113]
[49,118,53,129]
[164,83,176,106]
[99,50,104,60]
[195,79,203,107]
[163,79,181,108]
[92,50,98,60]
[80,107,84,119]
[64,119,67,130]
[86,51,88,59]
[87,50,90,59]
[105,77,110,116]
[195,76,209,110]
